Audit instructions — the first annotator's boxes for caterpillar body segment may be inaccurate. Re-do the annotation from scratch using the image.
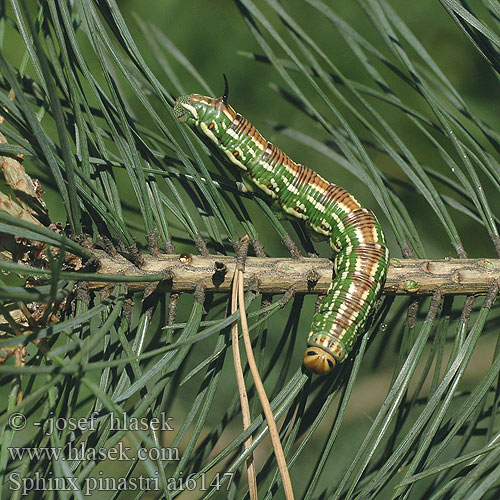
[174,93,389,375]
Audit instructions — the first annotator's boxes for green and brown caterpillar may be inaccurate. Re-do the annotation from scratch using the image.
[174,88,389,375]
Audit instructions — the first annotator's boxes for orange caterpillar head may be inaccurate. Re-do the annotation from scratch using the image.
[303,347,336,375]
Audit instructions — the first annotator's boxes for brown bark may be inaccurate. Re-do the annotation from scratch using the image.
[90,250,500,296]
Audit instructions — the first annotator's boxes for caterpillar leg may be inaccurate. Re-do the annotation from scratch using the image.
[305,221,329,242]
[237,171,261,193]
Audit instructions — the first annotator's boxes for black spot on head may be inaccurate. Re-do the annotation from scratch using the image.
[306,350,317,357]
[327,359,334,369]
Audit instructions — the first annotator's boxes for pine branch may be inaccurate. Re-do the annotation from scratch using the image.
[92,250,500,295]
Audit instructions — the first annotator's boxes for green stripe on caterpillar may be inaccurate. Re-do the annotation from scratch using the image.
[173,87,389,375]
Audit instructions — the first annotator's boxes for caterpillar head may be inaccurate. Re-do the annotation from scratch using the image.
[173,93,236,130]
[174,76,236,135]
[303,347,336,375]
